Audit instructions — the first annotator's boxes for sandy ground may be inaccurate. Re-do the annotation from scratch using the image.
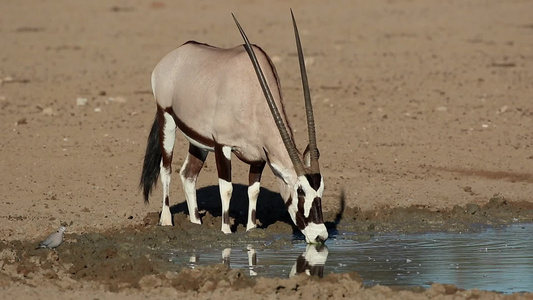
[1,0,532,299]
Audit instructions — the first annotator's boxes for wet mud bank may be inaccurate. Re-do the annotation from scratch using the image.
[1,197,532,298]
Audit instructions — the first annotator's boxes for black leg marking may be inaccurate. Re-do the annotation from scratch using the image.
[181,144,207,180]
[215,143,231,182]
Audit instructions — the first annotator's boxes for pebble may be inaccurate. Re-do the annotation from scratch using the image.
[16,118,27,125]
[108,96,127,103]
[42,107,54,116]
[76,97,88,106]
[498,105,508,114]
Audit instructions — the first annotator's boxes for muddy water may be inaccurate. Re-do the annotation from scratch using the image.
[160,223,533,294]
[4,200,532,294]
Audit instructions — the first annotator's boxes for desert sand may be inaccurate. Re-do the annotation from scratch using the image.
[1,0,532,299]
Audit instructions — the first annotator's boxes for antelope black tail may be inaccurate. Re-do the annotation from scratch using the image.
[140,113,162,203]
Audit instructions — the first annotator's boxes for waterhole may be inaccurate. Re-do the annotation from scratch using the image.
[159,223,532,294]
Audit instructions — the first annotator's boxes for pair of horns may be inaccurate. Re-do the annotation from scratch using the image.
[232,10,320,177]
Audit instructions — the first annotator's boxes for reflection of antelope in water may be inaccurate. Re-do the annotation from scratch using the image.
[289,244,328,277]
[140,12,328,243]
[214,244,328,277]
[222,245,258,276]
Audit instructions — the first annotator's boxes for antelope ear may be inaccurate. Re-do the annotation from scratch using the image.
[303,144,320,168]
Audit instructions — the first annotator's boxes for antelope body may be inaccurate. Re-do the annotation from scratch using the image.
[140,13,328,243]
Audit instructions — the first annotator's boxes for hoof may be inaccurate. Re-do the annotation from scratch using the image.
[190,218,202,225]
[246,223,257,231]
[158,220,173,226]
[221,224,232,234]
[159,207,173,226]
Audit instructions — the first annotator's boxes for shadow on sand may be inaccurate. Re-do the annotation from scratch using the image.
[169,184,345,239]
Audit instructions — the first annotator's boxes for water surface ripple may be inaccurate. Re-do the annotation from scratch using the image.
[165,223,532,294]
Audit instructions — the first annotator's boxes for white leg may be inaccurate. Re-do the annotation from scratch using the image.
[215,145,233,234]
[219,178,233,234]
[159,111,176,226]
[179,145,208,225]
[159,163,173,226]
[247,162,265,231]
[247,181,260,231]
[181,166,201,224]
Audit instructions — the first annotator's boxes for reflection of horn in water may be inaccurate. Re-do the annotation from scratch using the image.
[289,244,329,278]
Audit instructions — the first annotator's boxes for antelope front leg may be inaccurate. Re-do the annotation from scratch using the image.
[179,144,208,225]
[215,144,233,234]
[247,162,265,231]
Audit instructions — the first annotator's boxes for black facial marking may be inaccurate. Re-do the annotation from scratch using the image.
[297,187,305,197]
[310,197,324,224]
[285,195,293,208]
[295,187,306,230]
[304,173,322,190]
[293,180,324,230]
[295,210,306,230]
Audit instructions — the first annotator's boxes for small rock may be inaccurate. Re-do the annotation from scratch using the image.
[42,107,54,116]
[76,97,88,106]
[108,96,126,103]
[435,106,448,112]
[498,105,508,114]
[16,118,27,125]
[94,107,101,113]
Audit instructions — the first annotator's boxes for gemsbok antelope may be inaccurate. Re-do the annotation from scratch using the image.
[140,11,328,243]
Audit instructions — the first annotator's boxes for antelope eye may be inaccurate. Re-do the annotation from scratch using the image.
[297,187,304,197]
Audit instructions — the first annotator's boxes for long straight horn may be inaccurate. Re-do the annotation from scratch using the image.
[291,9,320,174]
[232,14,306,177]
